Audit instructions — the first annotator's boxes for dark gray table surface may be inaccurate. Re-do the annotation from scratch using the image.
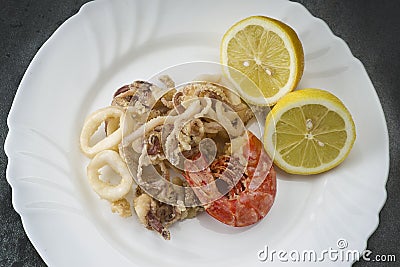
[1,0,399,266]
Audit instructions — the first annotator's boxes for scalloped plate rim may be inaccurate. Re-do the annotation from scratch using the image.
[4,0,389,266]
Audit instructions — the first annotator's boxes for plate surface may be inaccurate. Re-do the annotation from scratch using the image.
[5,0,389,266]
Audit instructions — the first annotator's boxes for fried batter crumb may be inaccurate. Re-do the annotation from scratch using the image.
[111,199,132,218]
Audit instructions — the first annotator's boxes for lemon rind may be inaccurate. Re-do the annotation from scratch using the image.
[220,16,304,106]
[264,89,356,175]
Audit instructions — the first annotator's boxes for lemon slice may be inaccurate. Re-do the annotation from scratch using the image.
[221,16,304,106]
[264,89,356,175]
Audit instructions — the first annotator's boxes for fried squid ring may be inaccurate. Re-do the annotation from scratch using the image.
[80,107,124,157]
[87,150,133,201]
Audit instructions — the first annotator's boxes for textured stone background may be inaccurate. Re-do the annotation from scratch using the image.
[1,0,399,266]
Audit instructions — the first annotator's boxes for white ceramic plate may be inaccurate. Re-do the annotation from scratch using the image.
[5,0,389,266]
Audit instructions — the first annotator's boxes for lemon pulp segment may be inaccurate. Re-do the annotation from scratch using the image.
[264,89,356,174]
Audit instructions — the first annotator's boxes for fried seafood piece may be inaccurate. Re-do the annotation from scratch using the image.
[174,82,255,125]
[111,84,136,108]
[158,74,176,90]
[145,125,166,164]
[133,187,203,240]
[111,80,159,108]
[146,127,163,158]
[178,118,205,151]
[112,78,176,115]
[106,81,156,135]
[148,89,176,120]
[181,82,229,103]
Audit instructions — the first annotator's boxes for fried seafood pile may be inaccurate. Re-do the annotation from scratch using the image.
[80,76,276,239]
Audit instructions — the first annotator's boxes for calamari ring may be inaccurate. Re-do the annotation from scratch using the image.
[87,150,133,201]
[80,107,124,157]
